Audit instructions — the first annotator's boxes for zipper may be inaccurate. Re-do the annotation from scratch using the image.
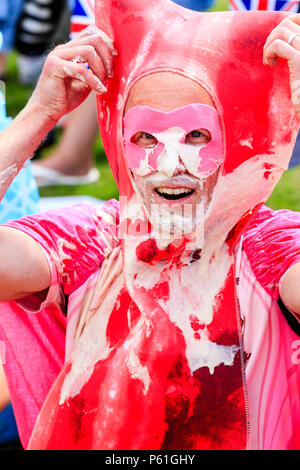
[233,260,252,450]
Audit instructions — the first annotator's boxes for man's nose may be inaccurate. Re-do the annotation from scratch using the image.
[157,146,185,177]
[173,159,186,176]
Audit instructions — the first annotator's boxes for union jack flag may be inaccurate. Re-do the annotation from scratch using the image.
[71,0,95,37]
[229,0,300,12]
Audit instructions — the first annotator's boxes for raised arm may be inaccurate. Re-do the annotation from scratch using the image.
[263,13,300,120]
[0,25,116,199]
[263,15,300,316]
[0,25,116,301]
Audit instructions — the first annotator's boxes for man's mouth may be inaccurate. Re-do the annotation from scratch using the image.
[155,187,195,200]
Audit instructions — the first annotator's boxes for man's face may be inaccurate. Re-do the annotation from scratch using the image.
[123,73,222,238]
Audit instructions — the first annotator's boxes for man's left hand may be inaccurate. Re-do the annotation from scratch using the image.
[264,14,300,120]
[27,25,117,126]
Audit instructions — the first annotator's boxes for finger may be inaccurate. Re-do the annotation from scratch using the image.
[61,34,116,78]
[285,13,300,28]
[54,57,107,94]
[58,25,118,78]
[53,45,107,82]
[264,19,300,53]
[75,25,118,56]
[72,35,116,78]
[263,38,298,66]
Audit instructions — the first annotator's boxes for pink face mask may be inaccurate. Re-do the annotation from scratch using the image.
[123,103,223,178]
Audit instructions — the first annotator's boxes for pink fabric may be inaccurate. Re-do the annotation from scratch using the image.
[238,249,300,449]
[0,244,66,449]
[4,201,119,295]
[243,205,300,299]
[0,299,65,449]
[0,200,120,448]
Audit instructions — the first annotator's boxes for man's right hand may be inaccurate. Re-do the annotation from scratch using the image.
[27,25,118,126]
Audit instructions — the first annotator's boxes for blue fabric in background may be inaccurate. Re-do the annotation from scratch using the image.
[0,91,40,224]
[0,0,24,52]
[170,0,216,11]
[0,161,40,223]
[0,404,19,445]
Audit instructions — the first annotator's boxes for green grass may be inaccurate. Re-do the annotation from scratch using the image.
[209,0,230,10]
[34,127,119,201]
[267,165,300,212]
[3,4,300,211]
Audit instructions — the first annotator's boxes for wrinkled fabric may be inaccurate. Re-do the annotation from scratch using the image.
[243,205,300,299]
[0,200,119,448]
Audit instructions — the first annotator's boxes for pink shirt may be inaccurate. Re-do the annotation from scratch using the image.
[1,201,300,449]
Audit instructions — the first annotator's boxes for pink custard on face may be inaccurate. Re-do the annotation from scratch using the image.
[123,103,223,178]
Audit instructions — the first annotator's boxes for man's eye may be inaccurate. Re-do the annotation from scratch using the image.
[131,132,158,149]
[186,129,211,145]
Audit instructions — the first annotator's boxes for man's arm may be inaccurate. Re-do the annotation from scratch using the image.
[0,25,116,301]
[0,227,51,301]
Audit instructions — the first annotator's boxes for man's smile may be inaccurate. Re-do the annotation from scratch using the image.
[143,173,202,207]
[155,187,195,200]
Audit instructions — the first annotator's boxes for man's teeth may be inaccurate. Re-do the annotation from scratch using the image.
[156,187,194,195]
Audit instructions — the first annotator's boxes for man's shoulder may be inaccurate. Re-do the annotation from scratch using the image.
[242,204,300,299]
[244,204,300,236]
[95,198,120,225]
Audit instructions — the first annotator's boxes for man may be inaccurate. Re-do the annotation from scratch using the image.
[0,1,300,450]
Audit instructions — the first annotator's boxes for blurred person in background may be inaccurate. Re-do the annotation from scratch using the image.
[15,0,71,85]
[0,0,24,80]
